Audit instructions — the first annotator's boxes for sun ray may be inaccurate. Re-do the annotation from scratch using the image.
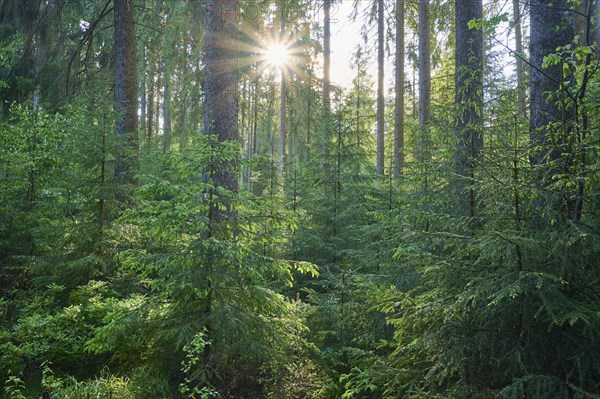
[205,15,312,85]
[265,43,288,68]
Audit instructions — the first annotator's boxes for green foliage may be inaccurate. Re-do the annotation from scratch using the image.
[373,45,600,398]
[42,365,137,399]
[179,331,219,399]
[3,374,27,399]
[0,97,124,391]
[2,2,599,398]
[82,136,318,396]
[340,366,380,399]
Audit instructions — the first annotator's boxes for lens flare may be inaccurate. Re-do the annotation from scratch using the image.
[265,44,288,68]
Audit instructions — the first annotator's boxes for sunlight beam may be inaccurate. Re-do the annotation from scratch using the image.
[265,44,288,68]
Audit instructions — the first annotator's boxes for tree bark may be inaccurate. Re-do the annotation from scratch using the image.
[529,0,575,165]
[241,78,247,160]
[593,0,600,55]
[178,50,189,148]
[280,69,287,173]
[418,0,431,164]
[455,0,483,218]
[376,0,385,176]
[162,61,171,152]
[140,42,146,136]
[322,0,331,169]
[204,0,239,197]
[253,80,258,155]
[155,66,162,142]
[147,72,154,141]
[512,0,527,116]
[306,69,312,150]
[245,80,254,188]
[114,0,138,185]
[393,0,405,177]
[574,0,589,41]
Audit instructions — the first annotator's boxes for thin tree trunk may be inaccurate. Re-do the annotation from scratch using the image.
[418,0,431,164]
[162,62,171,153]
[306,69,312,153]
[356,54,361,147]
[575,0,589,40]
[99,128,106,249]
[290,97,297,165]
[322,0,331,169]
[139,0,146,136]
[279,5,287,174]
[140,41,146,136]
[179,43,190,148]
[280,69,287,173]
[196,46,204,135]
[241,77,247,158]
[394,0,405,177]
[246,80,255,189]
[240,78,247,184]
[593,0,600,56]
[376,0,385,175]
[155,70,161,141]
[512,0,527,116]
[147,72,154,141]
[253,80,258,155]
[574,0,596,220]
[412,57,417,116]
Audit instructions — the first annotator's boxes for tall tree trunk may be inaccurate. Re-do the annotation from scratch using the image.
[394,0,405,177]
[162,62,171,153]
[418,0,431,165]
[322,0,331,169]
[530,0,576,222]
[140,42,146,136]
[306,69,312,151]
[412,55,418,116]
[593,0,600,55]
[455,0,483,218]
[529,0,575,165]
[280,70,287,173]
[114,0,138,186]
[279,5,287,174]
[356,52,361,147]
[241,78,247,160]
[147,72,154,141]
[155,70,161,143]
[139,0,146,135]
[177,40,190,148]
[512,0,527,116]
[253,80,258,155]
[240,77,246,185]
[202,0,239,375]
[575,0,589,40]
[246,80,255,189]
[204,0,239,196]
[376,0,385,175]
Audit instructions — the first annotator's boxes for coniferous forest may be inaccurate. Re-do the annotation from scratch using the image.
[1,0,600,397]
